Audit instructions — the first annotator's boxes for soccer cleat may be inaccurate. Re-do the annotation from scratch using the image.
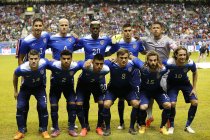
[51,129,60,137]
[117,124,125,130]
[146,116,154,127]
[96,127,103,136]
[103,129,111,136]
[185,126,195,134]
[14,131,24,140]
[160,126,169,135]
[80,128,87,136]
[168,127,174,134]
[42,131,51,139]
[128,128,137,135]
[74,125,78,129]
[139,125,146,134]
[69,130,78,137]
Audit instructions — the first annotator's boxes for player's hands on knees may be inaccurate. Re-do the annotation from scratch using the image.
[190,89,197,97]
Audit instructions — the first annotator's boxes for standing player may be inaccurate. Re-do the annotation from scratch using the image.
[76,21,112,131]
[105,23,144,130]
[165,47,198,134]
[47,18,78,60]
[102,48,144,136]
[17,18,50,132]
[141,21,177,127]
[47,50,86,137]
[74,54,110,136]
[13,50,50,139]
[133,51,171,135]
[197,40,209,62]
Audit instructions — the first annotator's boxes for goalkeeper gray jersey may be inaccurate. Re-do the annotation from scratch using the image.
[142,35,177,61]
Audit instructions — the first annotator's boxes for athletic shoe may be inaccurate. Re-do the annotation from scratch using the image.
[128,128,137,135]
[168,127,174,134]
[184,126,195,134]
[69,130,78,137]
[42,131,51,139]
[160,126,169,135]
[96,127,103,135]
[51,129,60,137]
[103,129,111,136]
[117,124,125,130]
[80,128,87,136]
[146,116,154,127]
[14,131,24,140]
[139,125,146,134]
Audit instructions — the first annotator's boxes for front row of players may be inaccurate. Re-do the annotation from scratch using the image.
[13,47,198,139]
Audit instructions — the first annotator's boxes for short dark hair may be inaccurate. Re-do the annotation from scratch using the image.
[122,23,131,29]
[28,49,39,57]
[60,50,72,57]
[33,18,43,25]
[173,46,189,61]
[93,53,104,61]
[151,21,163,28]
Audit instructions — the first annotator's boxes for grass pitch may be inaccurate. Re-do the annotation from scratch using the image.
[0,52,210,140]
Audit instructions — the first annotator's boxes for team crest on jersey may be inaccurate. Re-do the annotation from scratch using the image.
[128,67,133,72]
[43,38,47,44]
[133,44,137,49]
[68,38,72,42]
[100,40,104,45]
[40,69,44,74]
[183,68,188,73]
[69,71,74,76]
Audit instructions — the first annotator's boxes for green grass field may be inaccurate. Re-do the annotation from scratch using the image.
[0,52,210,140]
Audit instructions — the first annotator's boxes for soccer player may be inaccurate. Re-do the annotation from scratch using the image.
[47,50,85,137]
[74,54,110,136]
[76,20,112,131]
[13,50,50,139]
[165,47,198,134]
[17,18,50,132]
[197,40,209,62]
[141,21,177,127]
[47,18,78,60]
[102,48,144,136]
[133,51,171,135]
[105,23,144,130]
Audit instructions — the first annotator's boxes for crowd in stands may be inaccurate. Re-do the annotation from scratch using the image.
[0,2,209,46]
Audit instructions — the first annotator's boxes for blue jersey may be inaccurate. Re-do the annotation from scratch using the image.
[78,64,110,84]
[19,31,50,59]
[14,58,49,88]
[108,38,144,57]
[165,58,197,85]
[105,59,143,89]
[76,35,112,60]
[47,34,78,60]
[47,60,83,86]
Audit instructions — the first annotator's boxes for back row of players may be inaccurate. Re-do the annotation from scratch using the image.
[13,18,198,139]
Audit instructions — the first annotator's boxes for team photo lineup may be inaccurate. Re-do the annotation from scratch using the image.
[0,0,209,140]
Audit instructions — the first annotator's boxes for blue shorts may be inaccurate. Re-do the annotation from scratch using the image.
[17,86,47,110]
[167,83,198,103]
[75,80,105,103]
[49,84,75,104]
[140,90,170,109]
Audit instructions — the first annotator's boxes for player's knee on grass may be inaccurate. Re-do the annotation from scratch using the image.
[162,102,171,109]
[130,100,140,108]
[140,104,148,110]
[190,100,198,106]
[104,100,112,108]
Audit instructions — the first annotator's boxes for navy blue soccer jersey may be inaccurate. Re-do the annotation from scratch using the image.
[47,60,83,86]
[14,58,49,88]
[47,34,78,60]
[78,64,110,83]
[108,38,144,57]
[105,59,143,89]
[166,58,197,85]
[76,35,112,60]
[19,31,50,59]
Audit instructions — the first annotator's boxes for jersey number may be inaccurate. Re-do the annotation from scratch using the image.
[175,74,182,78]
[146,79,155,84]
[92,48,100,55]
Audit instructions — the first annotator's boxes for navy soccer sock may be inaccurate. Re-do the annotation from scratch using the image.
[40,107,49,131]
[169,107,176,127]
[186,105,197,127]
[130,107,138,129]
[68,104,76,130]
[97,104,104,128]
[103,108,111,129]
[16,109,25,133]
[76,105,85,128]
[139,109,147,126]
[161,108,171,128]
[118,100,125,125]
[51,105,59,130]
[83,101,90,126]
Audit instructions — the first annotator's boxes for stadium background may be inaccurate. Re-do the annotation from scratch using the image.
[0,0,210,140]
